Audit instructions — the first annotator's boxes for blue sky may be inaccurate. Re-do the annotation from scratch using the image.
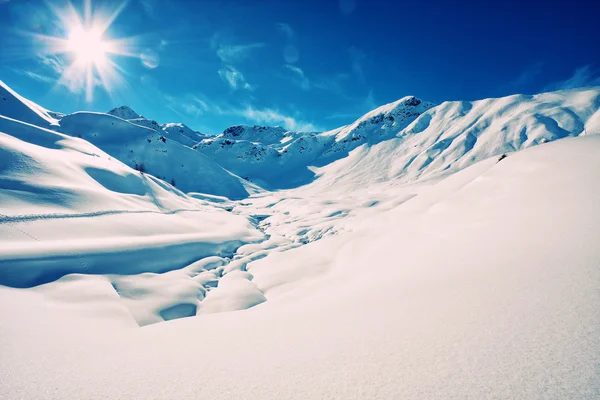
[1,0,599,134]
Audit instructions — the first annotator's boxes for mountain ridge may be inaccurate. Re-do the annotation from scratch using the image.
[4,79,600,195]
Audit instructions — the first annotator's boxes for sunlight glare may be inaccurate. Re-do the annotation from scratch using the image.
[33,0,135,102]
[67,27,110,65]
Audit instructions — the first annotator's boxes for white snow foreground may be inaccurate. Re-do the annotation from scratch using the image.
[1,80,600,399]
[2,137,600,398]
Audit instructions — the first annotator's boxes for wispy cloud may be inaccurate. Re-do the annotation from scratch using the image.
[138,0,156,16]
[241,106,317,132]
[276,22,295,39]
[38,54,65,75]
[544,65,600,92]
[323,111,361,121]
[285,64,310,90]
[313,72,351,95]
[35,54,102,94]
[16,70,56,84]
[181,95,209,116]
[10,55,61,84]
[215,42,265,63]
[363,90,377,110]
[218,65,254,90]
[509,62,544,89]
[348,46,367,81]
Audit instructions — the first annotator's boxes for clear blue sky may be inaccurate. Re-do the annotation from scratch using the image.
[1,0,599,133]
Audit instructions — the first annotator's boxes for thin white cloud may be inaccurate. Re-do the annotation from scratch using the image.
[24,71,55,83]
[139,0,156,15]
[544,65,600,92]
[323,111,361,120]
[35,54,104,95]
[215,42,265,63]
[276,22,295,39]
[38,54,65,74]
[348,46,366,81]
[218,65,254,90]
[181,95,209,116]
[285,64,310,90]
[314,73,350,94]
[11,68,55,84]
[241,106,317,132]
[510,62,544,88]
[363,90,377,110]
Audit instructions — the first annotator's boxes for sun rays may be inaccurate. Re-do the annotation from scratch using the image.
[32,0,136,102]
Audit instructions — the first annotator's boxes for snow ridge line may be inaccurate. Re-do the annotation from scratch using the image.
[0,208,213,224]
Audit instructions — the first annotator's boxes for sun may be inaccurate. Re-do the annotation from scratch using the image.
[67,26,111,66]
[31,0,136,102]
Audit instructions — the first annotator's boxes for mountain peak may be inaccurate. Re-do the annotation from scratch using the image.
[108,105,141,120]
[222,124,287,139]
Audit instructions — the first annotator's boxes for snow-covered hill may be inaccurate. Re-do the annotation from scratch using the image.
[0,83,252,199]
[57,111,250,198]
[0,81,59,127]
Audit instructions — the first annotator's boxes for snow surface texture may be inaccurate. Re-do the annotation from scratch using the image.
[2,80,600,399]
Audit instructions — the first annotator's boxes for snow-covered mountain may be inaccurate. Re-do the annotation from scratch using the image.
[193,90,600,190]
[108,105,141,120]
[2,79,600,399]
[194,96,436,188]
[57,111,250,198]
[309,88,600,191]
[56,87,600,193]
[108,106,209,148]
[0,84,252,199]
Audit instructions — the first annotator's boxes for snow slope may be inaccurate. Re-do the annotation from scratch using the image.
[1,135,599,399]
[0,81,59,127]
[309,88,600,191]
[0,83,262,299]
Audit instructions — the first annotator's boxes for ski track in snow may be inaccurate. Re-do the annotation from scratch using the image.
[0,207,217,224]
